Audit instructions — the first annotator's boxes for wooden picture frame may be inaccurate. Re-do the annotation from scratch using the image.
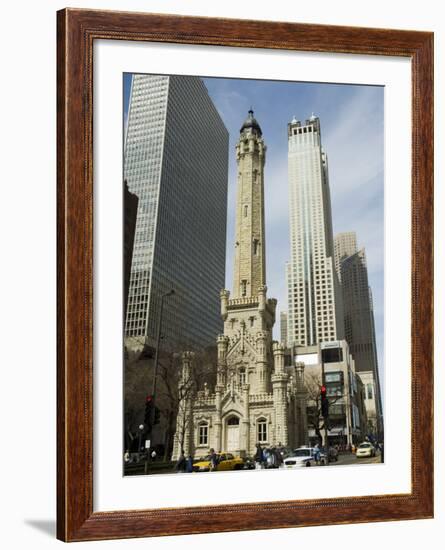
[57,8,433,542]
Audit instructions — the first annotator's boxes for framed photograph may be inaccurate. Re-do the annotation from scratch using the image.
[57,8,433,542]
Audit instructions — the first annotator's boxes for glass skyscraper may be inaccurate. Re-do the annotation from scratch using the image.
[286,115,344,347]
[124,74,229,353]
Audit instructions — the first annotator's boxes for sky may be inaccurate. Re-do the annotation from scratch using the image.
[123,74,384,380]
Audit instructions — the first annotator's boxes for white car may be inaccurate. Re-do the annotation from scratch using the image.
[356,442,376,458]
[282,447,316,468]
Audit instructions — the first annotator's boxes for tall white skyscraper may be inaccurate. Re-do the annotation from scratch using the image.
[124,74,229,353]
[286,115,343,347]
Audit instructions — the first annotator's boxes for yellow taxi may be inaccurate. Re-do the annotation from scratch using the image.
[193,452,245,472]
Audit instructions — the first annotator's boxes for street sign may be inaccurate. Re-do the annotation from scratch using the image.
[145,439,151,449]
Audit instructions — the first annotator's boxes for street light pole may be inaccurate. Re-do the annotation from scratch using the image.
[148,289,175,443]
[321,359,329,466]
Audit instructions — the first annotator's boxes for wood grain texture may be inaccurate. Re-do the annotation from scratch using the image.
[56,8,434,542]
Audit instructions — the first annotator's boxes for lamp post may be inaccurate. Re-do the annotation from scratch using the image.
[147,290,175,451]
[143,289,175,474]
[320,359,330,466]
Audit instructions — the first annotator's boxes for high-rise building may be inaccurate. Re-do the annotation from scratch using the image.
[286,115,343,347]
[124,74,229,353]
[334,234,383,436]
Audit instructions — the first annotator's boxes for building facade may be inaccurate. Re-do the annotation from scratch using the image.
[286,115,344,348]
[334,233,383,437]
[294,340,368,446]
[124,75,229,354]
[173,111,308,459]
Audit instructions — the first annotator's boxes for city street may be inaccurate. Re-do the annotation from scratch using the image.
[124,451,382,475]
[327,452,382,467]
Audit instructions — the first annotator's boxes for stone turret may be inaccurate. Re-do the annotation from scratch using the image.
[272,341,289,445]
[216,334,228,387]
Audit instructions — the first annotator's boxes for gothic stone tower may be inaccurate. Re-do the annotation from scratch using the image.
[232,109,267,299]
[173,111,307,460]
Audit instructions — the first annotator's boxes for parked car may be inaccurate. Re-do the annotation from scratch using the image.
[193,452,245,472]
[282,447,316,468]
[356,442,376,458]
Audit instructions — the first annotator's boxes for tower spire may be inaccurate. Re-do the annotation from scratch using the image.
[232,110,267,298]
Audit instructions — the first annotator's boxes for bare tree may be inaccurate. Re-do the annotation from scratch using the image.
[305,372,343,445]
[157,346,217,459]
[124,341,218,460]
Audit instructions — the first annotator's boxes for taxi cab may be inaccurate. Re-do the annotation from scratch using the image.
[193,452,245,472]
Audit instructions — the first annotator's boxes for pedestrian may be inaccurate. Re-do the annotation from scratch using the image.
[185,454,194,473]
[175,450,186,473]
[263,447,270,467]
[151,450,157,461]
[268,447,279,468]
[254,443,264,469]
[314,443,321,465]
[209,448,219,471]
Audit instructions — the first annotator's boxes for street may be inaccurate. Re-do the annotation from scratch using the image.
[329,452,382,466]
[124,451,382,475]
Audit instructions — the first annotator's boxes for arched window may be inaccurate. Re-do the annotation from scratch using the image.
[227,416,240,426]
[244,205,248,217]
[198,422,209,446]
[257,418,268,443]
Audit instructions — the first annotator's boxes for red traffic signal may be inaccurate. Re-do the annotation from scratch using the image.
[320,385,329,418]
[146,394,153,403]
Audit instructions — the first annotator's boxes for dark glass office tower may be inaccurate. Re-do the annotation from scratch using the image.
[124,74,229,354]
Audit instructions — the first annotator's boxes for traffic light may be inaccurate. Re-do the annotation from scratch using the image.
[321,385,329,418]
[154,406,161,425]
[144,395,154,430]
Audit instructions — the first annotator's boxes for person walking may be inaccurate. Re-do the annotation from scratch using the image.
[185,454,194,473]
[175,450,186,473]
[254,443,264,469]
[209,448,219,471]
[267,447,278,469]
[314,443,321,465]
[274,447,283,467]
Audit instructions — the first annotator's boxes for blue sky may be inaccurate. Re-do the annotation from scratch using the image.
[124,74,384,378]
